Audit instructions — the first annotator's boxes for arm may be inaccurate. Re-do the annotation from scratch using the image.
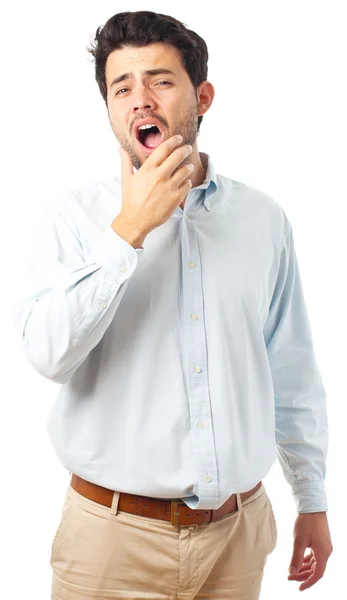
[263,220,329,514]
[13,193,145,384]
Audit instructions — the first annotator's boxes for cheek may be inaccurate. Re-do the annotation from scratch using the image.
[107,107,126,134]
[107,102,118,122]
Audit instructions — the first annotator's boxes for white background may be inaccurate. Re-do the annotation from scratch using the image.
[1,1,346,598]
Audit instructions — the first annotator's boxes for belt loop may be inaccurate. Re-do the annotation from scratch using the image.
[110,491,120,516]
[236,492,243,512]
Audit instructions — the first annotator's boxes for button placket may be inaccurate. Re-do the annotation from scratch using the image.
[180,211,219,504]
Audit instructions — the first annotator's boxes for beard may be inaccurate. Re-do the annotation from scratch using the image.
[109,100,199,171]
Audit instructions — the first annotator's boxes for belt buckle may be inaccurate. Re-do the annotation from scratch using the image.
[170,500,185,526]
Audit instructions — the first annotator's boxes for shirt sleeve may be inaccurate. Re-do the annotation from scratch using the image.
[263,221,329,513]
[13,193,144,385]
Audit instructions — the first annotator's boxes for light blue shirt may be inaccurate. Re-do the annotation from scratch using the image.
[13,152,328,513]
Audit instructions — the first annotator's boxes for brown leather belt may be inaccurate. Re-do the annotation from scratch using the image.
[70,474,262,526]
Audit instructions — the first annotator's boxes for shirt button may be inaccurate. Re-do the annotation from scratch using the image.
[184,214,189,220]
[120,265,128,272]
[188,261,196,269]
[205,201,211,209]
[194,366,202,373]
[100,303,107,309]
[204,475,212,483]
[191,312,199,320]
[198,421,205,429]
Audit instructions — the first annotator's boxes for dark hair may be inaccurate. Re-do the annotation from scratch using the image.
[87,11,209,133]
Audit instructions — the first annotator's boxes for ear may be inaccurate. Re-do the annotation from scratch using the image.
[196,80,215,117]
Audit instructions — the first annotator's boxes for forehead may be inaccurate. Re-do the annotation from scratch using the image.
[105,42,187,87]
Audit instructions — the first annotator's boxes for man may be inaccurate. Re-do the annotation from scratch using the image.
[14,10,332,600]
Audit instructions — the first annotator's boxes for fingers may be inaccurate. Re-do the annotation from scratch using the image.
[118,136,193,183]
[299,558,326,592]
[288,547,311,581]
[178,178,193,196]
[288,552,328,591]
[302,552,314,568]
[118,147,134,182]
[147,135,188,169]
[289,541,306,577]
[161,144,193,179]
[288,513,333,591]
[287,552,314,580]
[172,163,195,189]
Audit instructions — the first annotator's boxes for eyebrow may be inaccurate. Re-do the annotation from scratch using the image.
[109,68,177,88]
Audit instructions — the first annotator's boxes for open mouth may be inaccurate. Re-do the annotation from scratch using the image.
[136,125,164,150]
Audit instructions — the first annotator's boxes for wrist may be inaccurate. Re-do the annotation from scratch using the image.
[111,216,147,249]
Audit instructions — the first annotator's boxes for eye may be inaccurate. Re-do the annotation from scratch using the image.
[115,81,171,96]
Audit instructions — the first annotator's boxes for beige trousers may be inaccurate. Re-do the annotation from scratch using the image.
[50,482,277,599]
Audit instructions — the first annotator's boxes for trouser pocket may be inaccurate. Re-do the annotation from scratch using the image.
[264,493,278,552]
[50,489,71,566]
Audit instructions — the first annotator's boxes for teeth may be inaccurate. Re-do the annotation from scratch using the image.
[138,123,158,130]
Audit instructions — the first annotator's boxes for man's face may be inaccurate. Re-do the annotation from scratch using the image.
[105,42,200,170]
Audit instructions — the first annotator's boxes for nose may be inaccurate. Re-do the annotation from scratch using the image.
[132,84,157,113]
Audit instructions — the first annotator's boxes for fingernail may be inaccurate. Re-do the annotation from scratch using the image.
[289,566,297,574]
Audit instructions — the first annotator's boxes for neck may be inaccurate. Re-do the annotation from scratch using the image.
[179,150,207,211]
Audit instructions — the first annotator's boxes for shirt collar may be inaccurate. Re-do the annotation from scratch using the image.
[193,152,218,211]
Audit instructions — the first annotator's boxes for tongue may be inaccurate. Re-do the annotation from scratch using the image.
[143,131,162,148]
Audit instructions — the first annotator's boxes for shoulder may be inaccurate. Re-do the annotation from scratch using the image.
[216,173,291,240]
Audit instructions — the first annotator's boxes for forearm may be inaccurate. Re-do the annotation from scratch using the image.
[14,226,142,384]
[275,373,329,514]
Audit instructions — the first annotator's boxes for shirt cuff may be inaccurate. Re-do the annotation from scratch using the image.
[291,480,328,513]
[87,226,144,285]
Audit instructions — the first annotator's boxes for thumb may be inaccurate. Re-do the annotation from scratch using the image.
[118,146,133,181]
[289,541,306,574]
